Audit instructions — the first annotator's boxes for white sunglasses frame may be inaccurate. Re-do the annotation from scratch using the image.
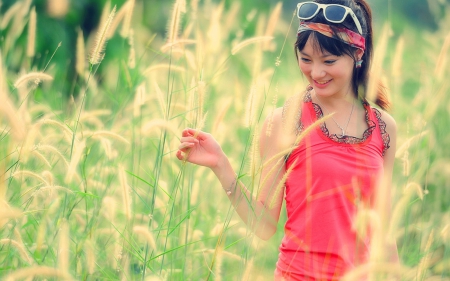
[296,2,363,34]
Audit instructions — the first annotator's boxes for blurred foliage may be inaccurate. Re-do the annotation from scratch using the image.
[1,0,127,96]
[1,0,448,99]
[0,0,449,279]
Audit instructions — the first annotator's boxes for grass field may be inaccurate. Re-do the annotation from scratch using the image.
[0,0,449,280]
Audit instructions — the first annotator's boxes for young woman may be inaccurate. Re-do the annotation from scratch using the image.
[177,0,398,279]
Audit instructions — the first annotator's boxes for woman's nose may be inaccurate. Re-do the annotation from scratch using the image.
[311,65,325,79]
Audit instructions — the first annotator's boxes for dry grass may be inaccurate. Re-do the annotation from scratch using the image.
[89,5,116,65]
[0,1,448,280]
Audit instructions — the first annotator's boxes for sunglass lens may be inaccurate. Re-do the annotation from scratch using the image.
[298,3,318,19]
[324,6,346,22]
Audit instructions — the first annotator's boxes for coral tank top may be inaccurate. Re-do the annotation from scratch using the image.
[275,92,389,280]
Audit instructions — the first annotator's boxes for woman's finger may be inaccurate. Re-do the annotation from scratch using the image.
[176,150,186,160]
[182,128,195,137]
[182,128,208,139]
[178,142,195,151]
[180,136,199,144]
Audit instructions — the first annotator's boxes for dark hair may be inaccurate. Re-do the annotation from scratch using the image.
[295,0,390,110]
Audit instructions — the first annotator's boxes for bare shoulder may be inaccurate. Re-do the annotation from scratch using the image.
[374,108,397,161]
[260,93,304,157]
[377,108,397,137]
[259,107,286,154]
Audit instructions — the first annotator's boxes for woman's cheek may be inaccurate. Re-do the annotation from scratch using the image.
[299,62,310,76]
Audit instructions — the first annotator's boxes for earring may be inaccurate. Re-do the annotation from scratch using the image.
[355,59,363,68]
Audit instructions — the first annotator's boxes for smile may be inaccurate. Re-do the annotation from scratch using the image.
[313,79,332,88]
[314,79,332,85]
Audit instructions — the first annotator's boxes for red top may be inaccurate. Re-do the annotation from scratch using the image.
[275,92,389,280]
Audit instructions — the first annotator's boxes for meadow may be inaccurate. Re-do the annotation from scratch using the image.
[0,0,449,280]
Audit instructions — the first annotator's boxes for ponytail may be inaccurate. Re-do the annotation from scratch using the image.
[375,80,390,110]
[354,0,391,111]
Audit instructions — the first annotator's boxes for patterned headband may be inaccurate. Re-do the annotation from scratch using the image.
[297,21,366,51]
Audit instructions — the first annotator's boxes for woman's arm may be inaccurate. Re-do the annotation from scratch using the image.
[177,107,294,240]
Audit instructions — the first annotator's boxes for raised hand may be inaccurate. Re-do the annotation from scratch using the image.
[176,128,225,168]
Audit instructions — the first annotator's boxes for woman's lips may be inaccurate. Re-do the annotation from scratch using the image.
[313,79,332,89]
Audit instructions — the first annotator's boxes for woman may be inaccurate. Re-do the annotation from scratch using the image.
[177,0,397,279]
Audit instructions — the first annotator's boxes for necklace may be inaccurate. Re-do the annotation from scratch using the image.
[314,93,355,138]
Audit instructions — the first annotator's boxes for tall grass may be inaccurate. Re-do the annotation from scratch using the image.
[0,1,449,280]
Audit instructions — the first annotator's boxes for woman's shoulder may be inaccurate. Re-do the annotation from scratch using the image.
[281,91,310,132]
[369,105,397,156]
[283,90,310,108]
[260,92,308,152]
[370,106,397,135]
[266,91,309,126]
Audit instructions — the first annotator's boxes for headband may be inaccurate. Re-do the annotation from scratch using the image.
[297,21,366,51]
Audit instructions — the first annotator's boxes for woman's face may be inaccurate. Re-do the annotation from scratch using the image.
[298,37,357,99]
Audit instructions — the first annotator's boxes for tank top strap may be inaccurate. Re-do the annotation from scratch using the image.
[367,105,391,156]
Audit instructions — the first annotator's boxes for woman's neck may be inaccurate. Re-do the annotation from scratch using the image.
[310,88,359,112]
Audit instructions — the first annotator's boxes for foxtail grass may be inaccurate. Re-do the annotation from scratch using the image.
[366,23,390,103]
[119,165,132,220]
[268,158,297,210]
[38,144,69,168]
[3,266,75,281]
[26,6,36,58]
[166,0,186,44]
[0,239,33,264]
[65,139,86,183]
[120,0,135,38]
[76,28,85,76]
[416,229,435,280]
[263,2,282,50]
[1,1,449,280]
[395,131,429,158]
[265,86,279,138]
[89,5,116,65]
[248,125,260,185]
[434,33,450,81]
[231,36,274,55]
[84,239,96,275]
[46,0,69,18]
[90,130,130,144]
[141,119,179,136]
[245,84,259,128]
[342,262,409,281]
[29,150,52,168]
[58,220,69,272]
[144,64,185,75]
[0,208,23,229]
[196,81,206,126]
[206,2,224,54]
[13,170,50,186]
[133,225,157,251]
[0,2,22,30]
[391,36,404,78]
[13,72,53,89]
[128,28,136,69]
[211,97,232,135]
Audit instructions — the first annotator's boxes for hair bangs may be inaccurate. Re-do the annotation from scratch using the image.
[296,30,356,59]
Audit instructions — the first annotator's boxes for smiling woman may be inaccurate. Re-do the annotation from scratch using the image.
[297,41,359,99]
[178,0,398,280]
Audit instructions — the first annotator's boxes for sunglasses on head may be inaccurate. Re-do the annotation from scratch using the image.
[296,2,363,34]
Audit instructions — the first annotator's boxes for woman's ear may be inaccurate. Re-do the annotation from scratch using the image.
[356,49,364,61]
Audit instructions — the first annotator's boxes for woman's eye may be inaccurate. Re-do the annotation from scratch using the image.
[324,60,336,64]
[301,58,311,63]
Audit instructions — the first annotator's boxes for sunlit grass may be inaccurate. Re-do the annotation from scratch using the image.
[0,0,449,280]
